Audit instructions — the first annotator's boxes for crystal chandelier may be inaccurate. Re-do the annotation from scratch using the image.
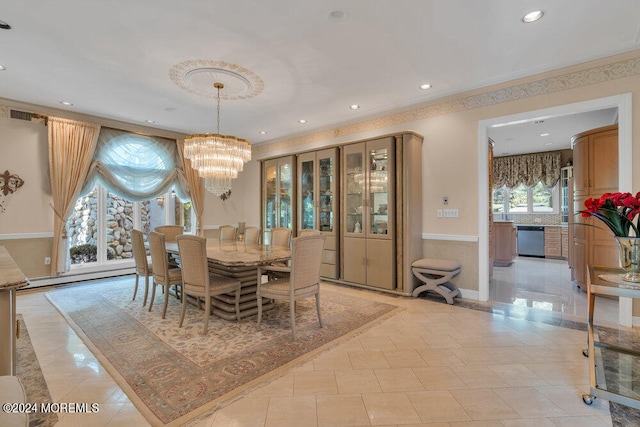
[183,83,251,196]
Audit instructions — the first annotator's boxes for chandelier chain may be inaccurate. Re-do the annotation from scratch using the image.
[216,85,221,135]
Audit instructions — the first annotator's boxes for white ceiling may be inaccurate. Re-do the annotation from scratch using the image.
[1,1,639,145]
[489,107,619,157]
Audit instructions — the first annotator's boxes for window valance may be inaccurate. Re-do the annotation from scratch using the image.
[82,128,190,201]
[493,152,562,189]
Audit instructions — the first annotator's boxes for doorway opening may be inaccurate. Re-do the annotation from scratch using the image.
[477,94,633,325]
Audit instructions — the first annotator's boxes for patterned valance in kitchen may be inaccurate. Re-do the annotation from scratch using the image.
[493,152,562,189]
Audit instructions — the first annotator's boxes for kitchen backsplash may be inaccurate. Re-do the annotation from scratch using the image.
[494,213,562,225]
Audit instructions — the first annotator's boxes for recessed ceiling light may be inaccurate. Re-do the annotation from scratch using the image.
[544,142,553,146]
[59,101,73,106]
[522,10,544,23]
[0,20,11,30]
[540,133,550,137]
[145,119,155,124]
[328,10,348,22]
[259,131,267,135]
[350,104,360,110]
[420,83,432,90]
[298,119,307,124]
[0,65,5,71]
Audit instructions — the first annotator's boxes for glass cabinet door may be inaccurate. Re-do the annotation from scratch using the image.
[298,149,337,233]
[262,156,295,239]
[264,162,278,230]
[344,143,365,235]
[368,146,390,237]
[298,153,316,230]
[317,150,335,233]
[279,162,293,229]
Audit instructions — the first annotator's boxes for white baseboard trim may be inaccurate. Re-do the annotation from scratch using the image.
[422,233,479,242]
[459,289,479,300]
[0,232,54,240]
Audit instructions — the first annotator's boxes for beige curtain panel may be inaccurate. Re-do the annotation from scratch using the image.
[48,117,101,276]
[177,139,205,236]
[493,152,562,189]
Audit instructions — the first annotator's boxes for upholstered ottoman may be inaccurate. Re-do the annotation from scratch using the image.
[0,376,28,427]
[411,259,461,304]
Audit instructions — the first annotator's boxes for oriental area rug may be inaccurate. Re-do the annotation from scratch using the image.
[46,277,401,426]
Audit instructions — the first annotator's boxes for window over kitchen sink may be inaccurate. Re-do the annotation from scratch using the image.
[493,182,558,215]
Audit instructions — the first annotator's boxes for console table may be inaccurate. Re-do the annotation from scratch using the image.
[0,246,29,376]
[582,265,640,409]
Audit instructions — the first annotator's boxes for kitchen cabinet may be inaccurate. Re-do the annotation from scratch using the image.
[561,227,569,258]
[341,133,423,293]
[561,166,573,224]
[493,221,516,266]
[297,148,339,279]
[571,125,618,288]
[262,156,295,243]
[544,226,562,259]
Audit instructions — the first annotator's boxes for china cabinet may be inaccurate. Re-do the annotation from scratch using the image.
[262,156,295,244]
[341,133,422,293]
[260,131,423,294]
[571,125,618,288]
[343,137,394,289]
[297,148,339,278]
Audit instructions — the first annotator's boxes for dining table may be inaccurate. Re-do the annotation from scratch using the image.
[0,246,30,375]
[164,239,291,320]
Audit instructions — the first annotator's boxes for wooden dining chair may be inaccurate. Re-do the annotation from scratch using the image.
[131,229,153,306]
[177,235,242,334]
[154,225,184,242]
[244,226,260,244]
[256,234,326,340]
[148,231,182,319]
[298,229,321,237]
[266,228,293,277]
[218,225,237,242]
[155,225,184,267]
[270,227,292,247]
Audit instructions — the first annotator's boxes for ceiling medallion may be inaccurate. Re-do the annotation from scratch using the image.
[169,60,264,100]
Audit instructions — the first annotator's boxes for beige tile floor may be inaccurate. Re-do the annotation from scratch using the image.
[490,256,619,325]
[16,272,618,427]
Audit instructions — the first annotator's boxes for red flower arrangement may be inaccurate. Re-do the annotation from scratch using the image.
[581,192,640,237]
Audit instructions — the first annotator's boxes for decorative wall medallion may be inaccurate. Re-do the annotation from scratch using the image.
[169,60,264,100]
[0,170,24,196]
[0,170,24,213]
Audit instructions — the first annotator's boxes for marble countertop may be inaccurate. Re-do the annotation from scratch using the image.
[0,246,30,290]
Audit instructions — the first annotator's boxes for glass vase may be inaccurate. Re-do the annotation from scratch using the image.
[615,237,640,283]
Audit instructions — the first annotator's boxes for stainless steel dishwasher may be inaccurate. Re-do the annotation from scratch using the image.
[517,226,545,257]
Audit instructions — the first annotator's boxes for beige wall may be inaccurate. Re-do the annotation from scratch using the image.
[201,159,261,229]
[0,116,52,233]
